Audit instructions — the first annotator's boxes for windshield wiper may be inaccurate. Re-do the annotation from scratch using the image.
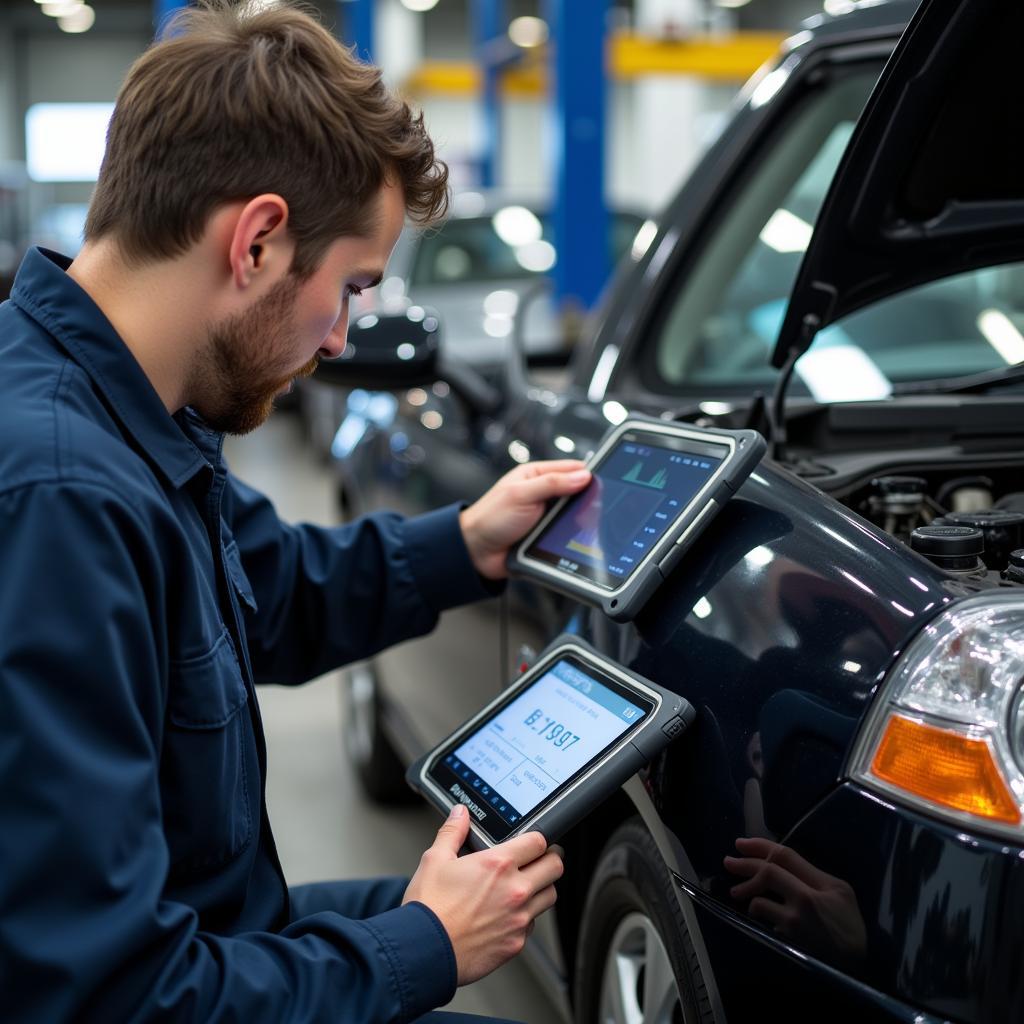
[892,362,1024,396]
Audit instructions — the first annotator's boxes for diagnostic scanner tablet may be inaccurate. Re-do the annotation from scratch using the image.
[511,416,766,621]
[407,635,694,848]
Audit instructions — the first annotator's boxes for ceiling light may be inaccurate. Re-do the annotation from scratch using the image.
[59,4,94,32]
[400,0,440,11]
[41,1,82,16]
[514,240,556,273]
[492,205,542,247]
[759,208,813,253]
[508,16,548,48]
[978,309,1024,365]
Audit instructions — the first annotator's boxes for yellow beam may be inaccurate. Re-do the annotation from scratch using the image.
[401,31,787,98]
[610,31,785,82]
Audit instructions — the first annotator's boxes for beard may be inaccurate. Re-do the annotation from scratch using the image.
[190,275,320,435]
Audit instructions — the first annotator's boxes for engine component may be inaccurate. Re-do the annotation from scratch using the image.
[1004,549,1024,585]
[909,525,985,575]
[946,511,1024,571]
[868,475,927,536]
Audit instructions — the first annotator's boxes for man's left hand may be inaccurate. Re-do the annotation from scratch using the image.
[459,460,591,580]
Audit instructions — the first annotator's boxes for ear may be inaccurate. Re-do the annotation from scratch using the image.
[227,194,294,290]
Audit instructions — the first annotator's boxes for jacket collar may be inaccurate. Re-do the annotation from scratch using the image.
[10,247,212,488]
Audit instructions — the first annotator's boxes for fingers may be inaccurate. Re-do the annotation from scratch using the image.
[523,883,558,921]
[519,459,589,477]
[499,829,550,867]
[514,467,592,505]
[431,803,470,856]
[518,848,565,892]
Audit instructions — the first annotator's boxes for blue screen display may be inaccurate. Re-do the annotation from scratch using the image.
[528,436,724,589]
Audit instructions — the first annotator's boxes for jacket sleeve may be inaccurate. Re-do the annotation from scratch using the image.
[0,480,457,1023]
[222,474,502,685]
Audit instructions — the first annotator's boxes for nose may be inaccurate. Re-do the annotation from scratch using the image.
[319,317,348,360]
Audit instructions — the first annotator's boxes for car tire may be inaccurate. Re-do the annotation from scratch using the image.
[574,819,713,1024]
[341,661,415,804]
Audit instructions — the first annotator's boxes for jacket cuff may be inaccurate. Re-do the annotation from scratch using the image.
[363,901,458,1020]
[402,503,504,613]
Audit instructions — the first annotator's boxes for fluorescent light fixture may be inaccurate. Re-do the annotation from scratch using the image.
[699,401,733,416]
[977,308,1024,365]
[26,102,113,182]
[759,208,813,253]
[41,1,82,16]
[514,240,556,273]
[59,3,94,32]
[400,0,440,11]
[509,16,548,48]
[483,315,513,338]
[508,439,531,463]
[492,205,542,247]
[483,289,519,317]
[601,400,629,425]
[796,342,892,403]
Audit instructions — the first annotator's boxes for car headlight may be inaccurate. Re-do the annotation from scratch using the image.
[850,593,1024,839]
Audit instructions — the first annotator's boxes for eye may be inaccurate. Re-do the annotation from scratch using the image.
[346,284,364,298]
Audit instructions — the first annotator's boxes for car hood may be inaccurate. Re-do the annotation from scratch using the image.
[773,0,1024,368]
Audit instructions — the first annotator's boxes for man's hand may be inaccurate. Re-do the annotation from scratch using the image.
[403,804,564,985]
[459,460,591,579]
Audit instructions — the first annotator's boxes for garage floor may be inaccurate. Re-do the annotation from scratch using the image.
[225,409,563,1024]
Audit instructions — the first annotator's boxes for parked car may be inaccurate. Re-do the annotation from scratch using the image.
[318,0,1024,1020]
[297,194,645,458]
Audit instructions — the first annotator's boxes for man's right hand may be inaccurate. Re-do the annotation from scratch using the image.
[402,803,564,985]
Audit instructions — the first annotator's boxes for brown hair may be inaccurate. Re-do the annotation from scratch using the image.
[84,0,448,277]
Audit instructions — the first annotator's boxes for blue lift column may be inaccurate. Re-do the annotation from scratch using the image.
[545,0,609,312]
[153,0,187,36]
[338,0,374,62]
[473,0,504,189]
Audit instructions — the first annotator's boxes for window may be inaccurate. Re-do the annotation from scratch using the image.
[648,62,1024,402]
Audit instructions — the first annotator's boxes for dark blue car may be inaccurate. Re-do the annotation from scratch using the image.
[319,0,1024,1019]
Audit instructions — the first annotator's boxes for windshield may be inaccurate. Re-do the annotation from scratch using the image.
[648,63,1024,401]
[409,211,643,288]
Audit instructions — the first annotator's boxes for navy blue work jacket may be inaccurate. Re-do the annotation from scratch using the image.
[0,248,495,1022]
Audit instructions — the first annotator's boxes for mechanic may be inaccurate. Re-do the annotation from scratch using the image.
[0,3,592,1022]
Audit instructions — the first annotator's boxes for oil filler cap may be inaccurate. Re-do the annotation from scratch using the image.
[910,525,984,572]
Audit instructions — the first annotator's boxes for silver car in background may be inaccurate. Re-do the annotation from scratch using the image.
[297,191,646,458]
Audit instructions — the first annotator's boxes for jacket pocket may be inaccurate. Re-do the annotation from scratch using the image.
[162,629,253,877]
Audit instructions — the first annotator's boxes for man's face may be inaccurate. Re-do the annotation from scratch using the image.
[194,181,406,435]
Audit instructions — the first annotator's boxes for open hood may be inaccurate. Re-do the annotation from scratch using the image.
[773,0,1024,368]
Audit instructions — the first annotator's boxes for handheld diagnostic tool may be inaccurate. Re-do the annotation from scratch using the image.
[511,416,766,621]
[407,636,694,848]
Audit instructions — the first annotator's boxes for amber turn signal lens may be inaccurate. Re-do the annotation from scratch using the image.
[871,714,1021,824]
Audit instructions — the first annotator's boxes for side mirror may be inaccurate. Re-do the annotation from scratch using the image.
[314,309,440,390]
